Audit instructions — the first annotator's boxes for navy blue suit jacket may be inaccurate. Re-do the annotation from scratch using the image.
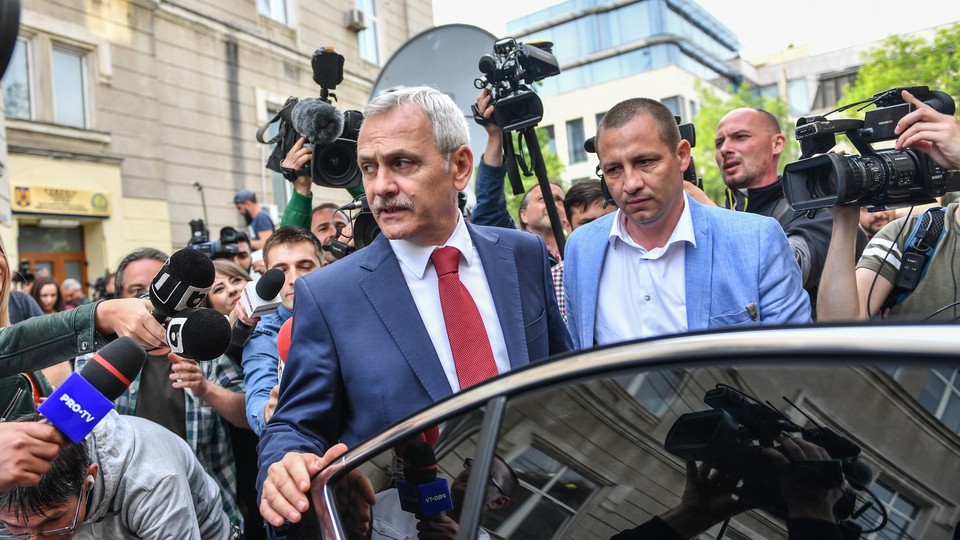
[257,223,571,488]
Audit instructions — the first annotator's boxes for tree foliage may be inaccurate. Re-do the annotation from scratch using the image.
[691,81,798,205]
[839,23,960,107]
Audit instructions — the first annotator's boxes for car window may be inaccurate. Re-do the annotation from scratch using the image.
[477,361,957,540]
[325,358,960,540]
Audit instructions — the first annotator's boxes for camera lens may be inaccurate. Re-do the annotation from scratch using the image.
[314,140,361,188]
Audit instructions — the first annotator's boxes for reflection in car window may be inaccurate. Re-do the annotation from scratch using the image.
[476,363,959,540]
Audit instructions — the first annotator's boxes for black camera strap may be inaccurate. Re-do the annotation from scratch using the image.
[881,206,947,311]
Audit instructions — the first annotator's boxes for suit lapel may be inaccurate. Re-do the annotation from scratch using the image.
[685,200,713,332]
[357,236,452,402]
[469,225,528,369]
[580,217,611,347]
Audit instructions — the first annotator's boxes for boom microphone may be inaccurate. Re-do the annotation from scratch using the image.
[149,249,216,322]
[398,440,453,518]
[291,98,344,146]
[166,307,232,361]
[38,337,147,443]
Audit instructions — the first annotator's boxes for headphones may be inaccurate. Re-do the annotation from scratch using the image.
[86,475,95,487]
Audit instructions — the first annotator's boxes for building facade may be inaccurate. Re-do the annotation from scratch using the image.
[1,0,432,287]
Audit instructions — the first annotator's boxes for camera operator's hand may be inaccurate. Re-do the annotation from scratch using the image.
[477,89,504,167]
[283,136,314,194]
[895,89,960,170]
[817,204,886,321]
[761,437,843,523]
[659,461,746,538]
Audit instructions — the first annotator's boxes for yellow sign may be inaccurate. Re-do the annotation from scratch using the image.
[11,186,111,217]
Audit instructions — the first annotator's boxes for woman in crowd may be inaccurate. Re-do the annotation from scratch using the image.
[30,275,64,315]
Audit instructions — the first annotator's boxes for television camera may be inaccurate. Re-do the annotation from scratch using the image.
[783,86,959,211]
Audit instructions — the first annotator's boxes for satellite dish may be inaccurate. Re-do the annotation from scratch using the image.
[371,24,498,183]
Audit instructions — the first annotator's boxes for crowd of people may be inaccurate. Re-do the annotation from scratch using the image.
[0,84,957,540]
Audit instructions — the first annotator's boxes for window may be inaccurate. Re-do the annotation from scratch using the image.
[919,367,960,433]
[482,446,598,539]
[257,0,288,24]
[614,370,684,415]
[855,480,920,540]
[662,96,682,117]
[3,39,31,119]
[356,0,380,65]
[52,47,86,128]
[540,125,556,155]
[812,69,858,111]
[566,118,586,164]
[594,112,606,129]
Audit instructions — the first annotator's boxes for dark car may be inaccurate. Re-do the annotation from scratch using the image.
[301,324,960,540]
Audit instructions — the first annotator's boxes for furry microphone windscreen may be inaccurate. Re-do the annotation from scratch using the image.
[291,98,345,146]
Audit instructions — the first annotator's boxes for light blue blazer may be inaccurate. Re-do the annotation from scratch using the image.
[564,197,811,349]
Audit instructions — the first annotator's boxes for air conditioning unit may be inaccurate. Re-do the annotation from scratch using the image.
[346,9,367,32]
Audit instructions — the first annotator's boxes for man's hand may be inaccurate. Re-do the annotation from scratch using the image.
[762,437,843,523]
[228,300,259,329]
[477,88,504,167]
[282,136,314,193]
[416,513,459,540]
[169,353,210,398]
[895,89,960,170]
[260,445,349,528]
[94,298,167,352]
[659,461,746,538]
[263,384,280,425]
[0,422,66,491]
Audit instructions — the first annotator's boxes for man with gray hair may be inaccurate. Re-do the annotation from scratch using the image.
[258,86,570,531]
[60,278,88,309]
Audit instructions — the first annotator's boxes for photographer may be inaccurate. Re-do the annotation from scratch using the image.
[613,438,843,540]
[817,90,960,321]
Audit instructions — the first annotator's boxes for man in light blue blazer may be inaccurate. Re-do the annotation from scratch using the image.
[257,87,571,532]
[565,97,810,349]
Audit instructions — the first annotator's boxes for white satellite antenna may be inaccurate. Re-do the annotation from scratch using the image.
[371,24,498,180]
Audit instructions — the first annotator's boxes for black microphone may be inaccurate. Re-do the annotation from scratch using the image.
[149,249,216,322]
[37,337,147,442]
[291,98,344,146]
[166,307,232,361]
[397,440,453,518]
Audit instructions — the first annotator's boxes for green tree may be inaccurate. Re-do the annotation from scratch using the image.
[691,81,798,205]
[499,126,566,224]
[839,23,960,107]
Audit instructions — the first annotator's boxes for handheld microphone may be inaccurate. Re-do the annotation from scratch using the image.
[149,249,216,322]
[38,337,147,443]
[277,316,293,383]
[240,268,284,318]
[291,98,344,146]
[166,307,232,361]
[398,440,453,518]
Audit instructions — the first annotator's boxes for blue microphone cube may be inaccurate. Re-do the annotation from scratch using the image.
[38,375,115,443]
[397,478,454,517]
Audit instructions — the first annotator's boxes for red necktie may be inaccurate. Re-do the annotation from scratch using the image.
[430,246,498,390]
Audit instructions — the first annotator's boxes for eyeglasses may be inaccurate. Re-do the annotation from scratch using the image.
[0,484,87,539]
[463,458,507,498]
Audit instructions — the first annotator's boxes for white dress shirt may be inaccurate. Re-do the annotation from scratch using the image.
[594,193,697,346]
[389,216,510,392]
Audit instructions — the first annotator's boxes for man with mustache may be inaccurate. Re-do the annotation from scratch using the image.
[257,87,572,533]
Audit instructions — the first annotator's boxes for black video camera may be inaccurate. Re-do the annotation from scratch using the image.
[11,259,34,285]
[257,48,364,189]
[472,37,560,132]
[188,219,239,259]
[783,86,959,211]
[665,385,873,530]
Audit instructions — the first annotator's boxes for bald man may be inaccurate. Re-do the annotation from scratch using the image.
[714,108,861,313]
